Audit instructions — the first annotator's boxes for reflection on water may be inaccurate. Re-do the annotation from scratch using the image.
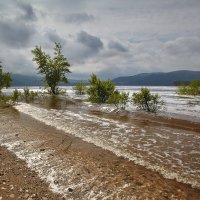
[15,98,200,189]
[35,95,76,110]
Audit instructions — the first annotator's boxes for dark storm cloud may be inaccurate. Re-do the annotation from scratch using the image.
[0,19,35,48]
[77,31,103,52]
[108,41,128,52]
[17,1,37,21]
[64,13,94,24]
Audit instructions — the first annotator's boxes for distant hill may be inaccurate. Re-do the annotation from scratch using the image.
[11,70,200,86]
[11,74,88,86]
[112,70,200,86]
[11,74,43,86]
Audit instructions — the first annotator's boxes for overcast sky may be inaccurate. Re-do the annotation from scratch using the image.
[0,0,200,79]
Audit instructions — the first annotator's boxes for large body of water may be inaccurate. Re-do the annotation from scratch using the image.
[2,86,200,190]
[4,86,200,121]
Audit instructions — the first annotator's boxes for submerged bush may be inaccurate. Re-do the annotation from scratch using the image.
[87,74,115,103]
[132,88,163,113]
[22,88,39,103]
[108,91,129,110]
[177,80,200,96]
[74,82,87,95]
[11,89,21,104]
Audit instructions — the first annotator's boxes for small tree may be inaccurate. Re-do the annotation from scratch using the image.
[132,88,163,113]
[0,61,11,93]
[108,91,129,110]
[177,80,200,96]
[87,74,115,103]
[74,82,87,95]
[32,43,70,95]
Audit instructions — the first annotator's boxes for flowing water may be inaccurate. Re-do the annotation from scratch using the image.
[1,86,200,196]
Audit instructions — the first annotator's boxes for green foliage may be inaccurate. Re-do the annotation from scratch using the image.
[0,61,11,91]
[0,93,11,103]
[87,74,115,103]
[132,88,163,113]
[22,88,38,103]
[108,90,129,110]
[74,82,87,95]
[0,61,12,106]
[177,80,200,95]
[32,43,70,95]
[11,89,21,103]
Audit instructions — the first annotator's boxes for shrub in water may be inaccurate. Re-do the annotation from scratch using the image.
[108,91,129,110]
[74,82,87,95]
[177,80,200,96]
[132,88,163,113]
[87,74,115,103]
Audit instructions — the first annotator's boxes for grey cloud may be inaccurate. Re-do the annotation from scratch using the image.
[108,41,128,52]
[64,13,94,24]
[46,30,66,45]
[165,36,200,55]
[77,31,103,52]
[0,19,35,48]
[0,48,36,75]
[17,1,37,21]
[0,0,200,78]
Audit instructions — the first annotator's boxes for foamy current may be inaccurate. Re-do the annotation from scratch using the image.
[14,102,200,189]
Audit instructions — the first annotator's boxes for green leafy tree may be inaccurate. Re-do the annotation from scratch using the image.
[0,61,11,93]
[177,80,200,95]
[132,88,163,113]
[87,74,115,103]
[108,90,129,110]
[32,43,70,95]
[74,82,87,95]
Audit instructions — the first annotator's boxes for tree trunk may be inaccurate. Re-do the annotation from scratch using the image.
[51,85,56,95]
[145,99,150,112]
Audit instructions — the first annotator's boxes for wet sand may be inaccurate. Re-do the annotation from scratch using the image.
[0,104,200,199]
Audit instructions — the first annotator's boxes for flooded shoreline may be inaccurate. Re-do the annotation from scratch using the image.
[0,104,200,199]
[14,100,200,190]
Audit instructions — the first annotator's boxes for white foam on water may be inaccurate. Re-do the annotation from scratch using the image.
[0,121,138,199]
[14,103,200,189]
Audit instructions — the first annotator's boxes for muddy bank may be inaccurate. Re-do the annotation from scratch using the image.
[0,105,200,199]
